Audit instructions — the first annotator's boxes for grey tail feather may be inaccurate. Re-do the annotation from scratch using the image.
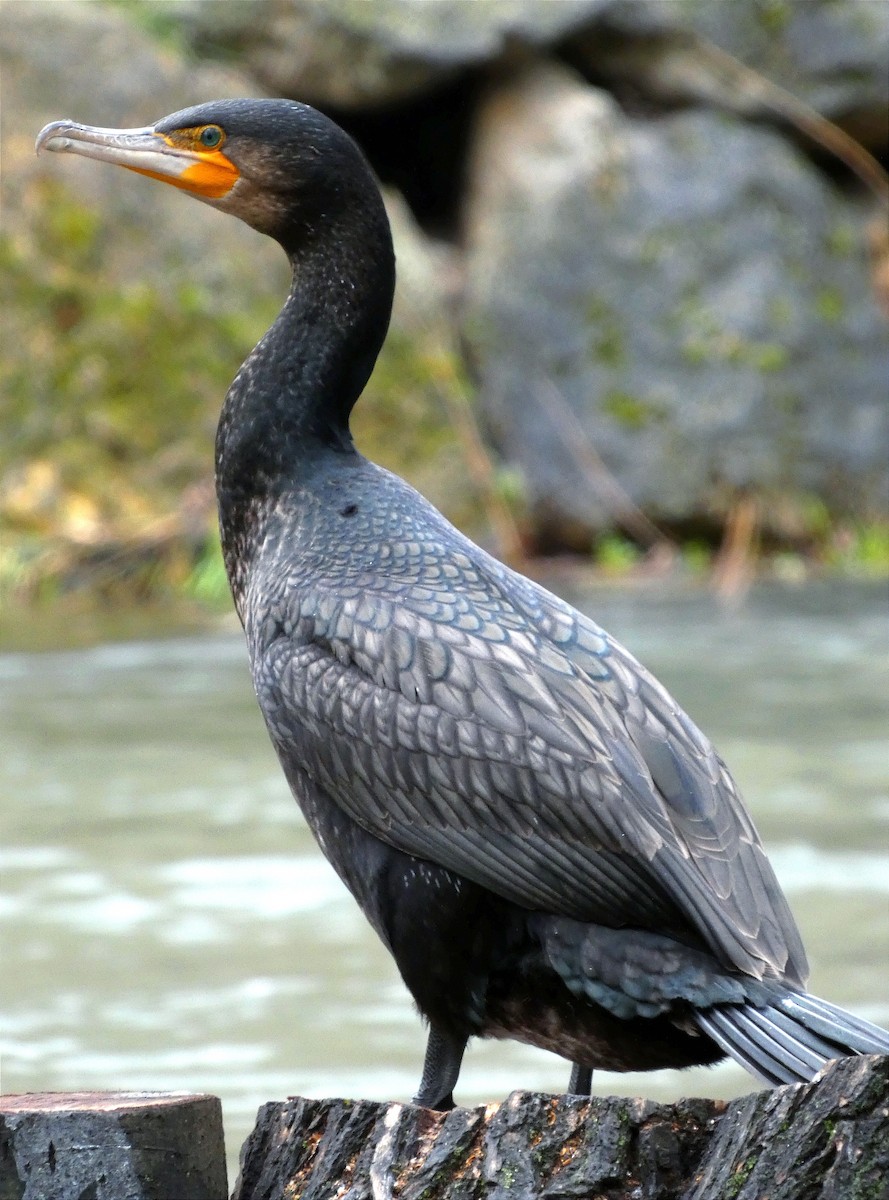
[695,991,889,1087]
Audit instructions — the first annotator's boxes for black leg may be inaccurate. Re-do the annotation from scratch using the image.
[567,1062,593,1095]
[413,1024,467,1110]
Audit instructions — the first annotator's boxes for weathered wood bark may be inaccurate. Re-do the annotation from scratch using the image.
[0,1092,227,1200]
[232,1055,888,1200]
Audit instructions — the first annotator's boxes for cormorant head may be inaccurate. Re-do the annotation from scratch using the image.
[36,98,385,255]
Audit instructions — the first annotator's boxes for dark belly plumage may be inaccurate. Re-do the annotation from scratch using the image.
[282,755,724,1074]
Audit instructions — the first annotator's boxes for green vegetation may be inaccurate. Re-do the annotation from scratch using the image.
[671,294,794,373]
[1,179,271,606]
[587,516,889,583]
[1,180,273,514]
[681,541,712,576]
[500,1161,517,1188]
[756,0,792,35]
[601,390,664,431]
[182,535,230,609]
[586,295,626,368]
[679,325,789,372]
[768,296,794,328]
[824,521,889,577]
[825,221,858,258]
[594,534,642,574]
[724,1152,759,1199]
[814,287,845,324]
[0,178,477,613]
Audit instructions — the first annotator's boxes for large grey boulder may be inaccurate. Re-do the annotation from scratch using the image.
[462,64,888,546]
[143,0,608,108]
[100,1,889,147]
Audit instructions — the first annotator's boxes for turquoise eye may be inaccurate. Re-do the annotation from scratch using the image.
[199,126,223,149]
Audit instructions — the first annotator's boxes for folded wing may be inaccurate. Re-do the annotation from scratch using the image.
[254,543,808,988]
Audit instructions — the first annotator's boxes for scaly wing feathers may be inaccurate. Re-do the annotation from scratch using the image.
[254,542,807,986]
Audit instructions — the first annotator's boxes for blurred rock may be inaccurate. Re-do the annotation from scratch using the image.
[567,0,889,150]
[462,64,889,547]
[385,191,461,332]
[140,0,889,148]
[145,0,606,109]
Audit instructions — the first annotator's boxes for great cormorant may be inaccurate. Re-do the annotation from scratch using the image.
[36,99,889,1109]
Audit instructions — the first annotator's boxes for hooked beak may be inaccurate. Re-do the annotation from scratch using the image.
[35,120,239,200]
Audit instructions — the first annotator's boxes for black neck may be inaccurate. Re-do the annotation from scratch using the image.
[215,206,395,593]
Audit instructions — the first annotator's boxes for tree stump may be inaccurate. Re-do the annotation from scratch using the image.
[0,1091,227,1200]
[232,1055,889,1200]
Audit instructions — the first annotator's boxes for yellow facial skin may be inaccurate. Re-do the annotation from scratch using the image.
[148,126,239,198]
[35,120,240,200]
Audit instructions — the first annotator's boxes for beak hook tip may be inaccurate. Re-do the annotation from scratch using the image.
[35,120,73,156]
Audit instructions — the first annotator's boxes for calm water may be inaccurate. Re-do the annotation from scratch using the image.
[2,580,888,1185]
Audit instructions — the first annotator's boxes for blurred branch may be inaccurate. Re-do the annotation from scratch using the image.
[538,381,675,562]
[690,37,889,210]
[432,358,527,569]
[711,493,759,604]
